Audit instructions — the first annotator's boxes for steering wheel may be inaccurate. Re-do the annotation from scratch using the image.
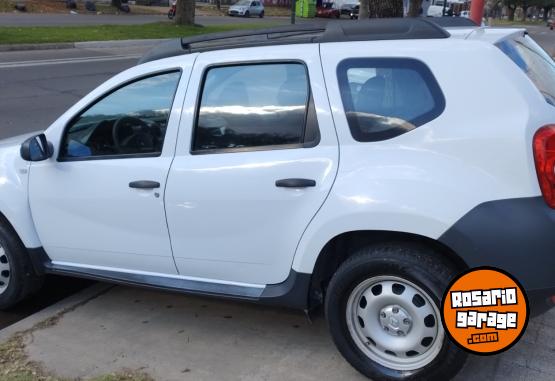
[112,116,154,154]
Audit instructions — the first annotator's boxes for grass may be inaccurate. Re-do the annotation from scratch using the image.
[489,18,547,26]
[0,22,277,45]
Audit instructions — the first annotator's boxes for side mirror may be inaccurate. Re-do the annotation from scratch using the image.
[20,133,54,162]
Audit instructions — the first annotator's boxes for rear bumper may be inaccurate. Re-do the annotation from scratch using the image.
[439,196,555,316]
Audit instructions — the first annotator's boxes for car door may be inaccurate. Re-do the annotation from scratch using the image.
[165,45,339,285]
[29,68,188,274]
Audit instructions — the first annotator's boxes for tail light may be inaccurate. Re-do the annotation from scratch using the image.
[533,125,555,208]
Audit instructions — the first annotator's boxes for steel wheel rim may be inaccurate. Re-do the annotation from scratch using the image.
[346,275,444,371]
[0,245,10,295]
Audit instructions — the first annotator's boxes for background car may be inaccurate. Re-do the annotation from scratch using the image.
[349,4,359,19]
[316,2,340,18]
[340,1,358,16]
[228,0,264,17]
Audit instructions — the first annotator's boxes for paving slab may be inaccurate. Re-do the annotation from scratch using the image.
[1,285,552,381]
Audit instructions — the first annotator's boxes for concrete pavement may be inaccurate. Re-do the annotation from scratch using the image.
[0,284,553,381]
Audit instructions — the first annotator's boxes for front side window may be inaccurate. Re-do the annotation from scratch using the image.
[60,71,181,160]
[337,58,445,142]
[497,36,555,106]
[193,63,315,152]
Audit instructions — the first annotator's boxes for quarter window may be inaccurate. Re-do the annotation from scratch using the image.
[337,58,445,142]
[193,63,317,153]
[497,36,555,106]
[60,71,181,160]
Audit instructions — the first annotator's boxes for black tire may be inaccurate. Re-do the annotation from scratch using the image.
[325,243,467,381]
[244,10,250,17]
[0,221,44,310]
[259,10,264,18]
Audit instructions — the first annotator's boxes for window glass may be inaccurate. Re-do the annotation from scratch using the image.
[193,63,310,152]
[337,58,445,142]
[497,36,555,106]
[60,71,181,159]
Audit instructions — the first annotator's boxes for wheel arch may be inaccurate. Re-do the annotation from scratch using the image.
[306,230,468,308]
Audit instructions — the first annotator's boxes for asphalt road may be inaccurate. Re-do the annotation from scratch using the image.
[0,47,143,139]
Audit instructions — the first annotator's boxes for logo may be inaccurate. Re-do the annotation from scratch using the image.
[441,267,529,355]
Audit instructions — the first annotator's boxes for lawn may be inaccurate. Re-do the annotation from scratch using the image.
[0,22,276,45]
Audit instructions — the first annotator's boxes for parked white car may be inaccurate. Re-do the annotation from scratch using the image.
[228,0,264,17]
[1,19,554,381]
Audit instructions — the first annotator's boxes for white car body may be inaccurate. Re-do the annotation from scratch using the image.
[0,20,552,294]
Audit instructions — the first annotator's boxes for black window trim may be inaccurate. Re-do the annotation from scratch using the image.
[337,57,446,143]
[57,68,183,162]
[190,60,320,155]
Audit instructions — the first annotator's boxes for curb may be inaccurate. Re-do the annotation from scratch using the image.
[0,38,169,52]
[0,42,76,52]
[0,283,113,343]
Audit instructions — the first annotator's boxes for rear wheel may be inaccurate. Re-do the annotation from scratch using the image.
[259,10,264,18]
[0,222,43,310]
[325,243,467,381]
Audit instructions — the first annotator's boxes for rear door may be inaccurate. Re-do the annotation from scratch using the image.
[165,45,339,285]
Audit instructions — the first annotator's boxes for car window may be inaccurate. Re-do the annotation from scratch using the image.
[59,71,181,160]
[337,58,445,142]
[193,63,317,153]
[497,35,555,106]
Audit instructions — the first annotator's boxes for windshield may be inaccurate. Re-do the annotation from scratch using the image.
[235,0,251,5]
[497,35,555,106]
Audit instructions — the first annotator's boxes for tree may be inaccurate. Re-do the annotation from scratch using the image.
[175,0,195,25]
[538,0,555,20]
[111,0,122,9]
[359,0,404,18]
[408,0,423,16]
[504,0,521,20]
[359,0,369,18]
[368,0,404,17]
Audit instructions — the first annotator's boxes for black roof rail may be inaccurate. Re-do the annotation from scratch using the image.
[139,18,450,65]
[425,17,479,28]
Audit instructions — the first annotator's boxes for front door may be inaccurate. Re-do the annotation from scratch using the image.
[29,70,184,274]
[165,45,339,285]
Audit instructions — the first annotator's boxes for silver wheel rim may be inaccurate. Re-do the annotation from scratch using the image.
[0,245,10,295]
[346,276,444,371]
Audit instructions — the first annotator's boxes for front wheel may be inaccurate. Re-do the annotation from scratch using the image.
[325,243,467,381]
[244,10,250,17]
[259,10,264,18]
[0,222,43,310]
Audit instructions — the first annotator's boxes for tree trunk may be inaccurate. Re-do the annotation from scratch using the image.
[359,0,370,18]
[408,0,423,16]
[507,6,515,21]
[175,0,195,25]
[111,0,122,9]
[369,0,404,17]
[521,5,529,21]
[543,6,551,21]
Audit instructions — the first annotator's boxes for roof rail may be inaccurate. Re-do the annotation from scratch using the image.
[426,17,479,28]
[139,18,450,65]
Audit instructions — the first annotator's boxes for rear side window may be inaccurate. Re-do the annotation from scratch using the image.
[193,62,318,153]
[337,58,445,142]
[497,36,555,106]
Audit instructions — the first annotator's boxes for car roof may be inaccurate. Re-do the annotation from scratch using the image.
[139,18,452,64]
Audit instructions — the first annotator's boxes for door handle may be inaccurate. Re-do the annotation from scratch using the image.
[275,178,316,188]
[129,180,160,189]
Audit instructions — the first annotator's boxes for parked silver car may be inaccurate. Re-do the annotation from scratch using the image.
[228,0,264,17]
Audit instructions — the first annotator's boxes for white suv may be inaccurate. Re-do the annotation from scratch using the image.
[1,19,554,381]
